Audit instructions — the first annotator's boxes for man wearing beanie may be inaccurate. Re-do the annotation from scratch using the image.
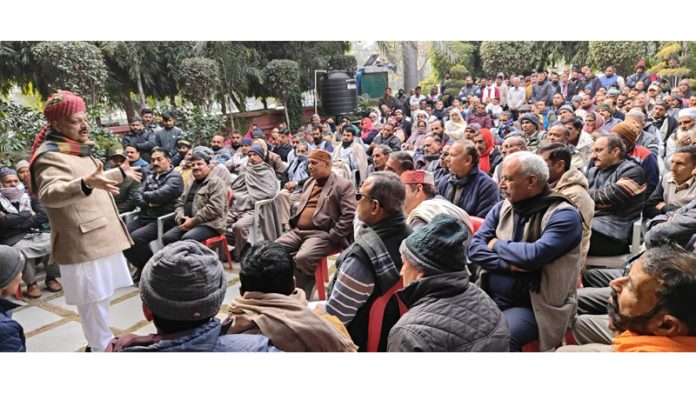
[469,151,582,351]
[325,171,412,351]
[171,139,191,168]
[276,149,356,300]
[225,142,277,258]
[0,167,60,298]
[608,120,659,198]
[29,91,141,351]
[0,245,26,352]
[106,241,278,352]
[163,146,227,246]
[585,135,646,257]
[519,112,547,152]
[15,160,30,189]
[388,214,509,352]
[224,242,357,352]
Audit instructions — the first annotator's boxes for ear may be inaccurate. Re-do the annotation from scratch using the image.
[650,313,689,337]
[141,303,154,322]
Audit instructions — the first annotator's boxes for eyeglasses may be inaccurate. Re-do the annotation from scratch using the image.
[355,192,378,202]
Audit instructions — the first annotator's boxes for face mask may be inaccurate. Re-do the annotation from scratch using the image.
[0,186,25,202]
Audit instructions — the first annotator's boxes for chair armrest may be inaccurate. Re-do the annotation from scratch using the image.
[156,212,176,251]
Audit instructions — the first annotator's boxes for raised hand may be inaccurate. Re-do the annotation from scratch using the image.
[121,160,143,182]
[84,161,119,194]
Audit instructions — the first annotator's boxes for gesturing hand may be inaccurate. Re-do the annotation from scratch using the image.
[121,160,143,182]
[84,161,119,194]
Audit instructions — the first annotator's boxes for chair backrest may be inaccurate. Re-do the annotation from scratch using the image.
[470,216,485,234]
[366,280,408,352]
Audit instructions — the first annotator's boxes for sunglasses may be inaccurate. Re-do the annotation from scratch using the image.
[355,192,378,202]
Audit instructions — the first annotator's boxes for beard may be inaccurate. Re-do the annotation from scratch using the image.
[232,142,241,149]
[607,288,661,335]
[313,137,323,145]
[211,145,221,151]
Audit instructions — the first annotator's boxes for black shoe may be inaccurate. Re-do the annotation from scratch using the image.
[132,269,142,285]
[85,346,92,352]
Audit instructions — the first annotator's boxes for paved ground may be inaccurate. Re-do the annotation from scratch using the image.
[9,257,336,352]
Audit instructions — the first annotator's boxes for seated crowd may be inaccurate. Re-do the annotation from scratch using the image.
[3,62,696,353]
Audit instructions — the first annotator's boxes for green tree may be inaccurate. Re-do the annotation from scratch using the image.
[479,41,535,77]
[649,41,694,89]
[30,41,108,106]
[589,41,649,76]
[263,59,300,127]
[175,57,221,110]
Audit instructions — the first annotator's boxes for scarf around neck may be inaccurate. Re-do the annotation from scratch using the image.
[226,289,357,352]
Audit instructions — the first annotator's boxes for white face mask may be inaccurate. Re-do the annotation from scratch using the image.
[0,186,25,202]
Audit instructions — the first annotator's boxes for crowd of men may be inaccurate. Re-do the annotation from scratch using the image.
[2,60,696,352]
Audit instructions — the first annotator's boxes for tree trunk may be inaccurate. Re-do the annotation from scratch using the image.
[123,98,136,120]
[261,97,268,110]
[134,61,146,110]
[230,93,243,112]
[169,95,176,106]
[220,96,227,115]
[402,41,419,90]
[284,101,290,129]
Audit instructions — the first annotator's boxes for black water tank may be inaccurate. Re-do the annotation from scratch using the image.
[319,71,357,116]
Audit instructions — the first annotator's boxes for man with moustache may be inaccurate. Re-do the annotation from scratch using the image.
[121,116,156,163]
[122,147,184,282]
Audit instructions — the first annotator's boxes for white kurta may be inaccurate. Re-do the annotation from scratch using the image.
[59,251,133,305]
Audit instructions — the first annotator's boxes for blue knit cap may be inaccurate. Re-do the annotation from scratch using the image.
[519,113,540,129]
[399,214,469,276]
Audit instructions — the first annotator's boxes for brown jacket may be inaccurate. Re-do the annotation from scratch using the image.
[175,172,227,234]
[552,167,595,267]
[31,152,133,265]
[290,172,356,247]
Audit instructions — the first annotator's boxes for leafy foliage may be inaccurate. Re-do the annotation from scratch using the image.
[430,42,475,81]
[328,55,357,74]
[175,57,221,109]
[263,60,300,104]
[30,41,108,105]
[0,100,44,166]
[589,41,648,76]
[153,105,227,147]
[479,41,535,77]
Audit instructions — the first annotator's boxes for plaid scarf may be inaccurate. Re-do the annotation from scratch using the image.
[32,128,94,159]
[29,128,94,193]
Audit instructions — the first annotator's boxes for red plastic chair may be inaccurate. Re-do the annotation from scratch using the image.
[470,216,485,234]
[366,280,409,352]
[521,330,577,352]
[203,187,234,270]
[315,249,340,301]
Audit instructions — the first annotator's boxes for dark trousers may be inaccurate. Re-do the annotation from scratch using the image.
[123,217,175,270]
[162,225,218,246]
[502,306,538,352]
[588,231,629,256]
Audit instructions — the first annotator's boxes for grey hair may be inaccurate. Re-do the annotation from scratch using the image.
[504,151,549,184]
[388,151,414,172]
[626,110,646,125]
[366,171,405,215]
[373,144,393,156]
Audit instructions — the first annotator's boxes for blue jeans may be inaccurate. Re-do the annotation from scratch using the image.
[503,307,538,352]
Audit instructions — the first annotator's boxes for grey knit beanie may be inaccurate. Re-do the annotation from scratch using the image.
[399,214,469,276]
[140,240,226,321]
[519,113,540,129]
[559,104,574,114]
[0,245,24,289]
[191,146,214,164]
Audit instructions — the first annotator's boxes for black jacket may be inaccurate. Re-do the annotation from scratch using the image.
[0,195,49,246]
[122,130,156,162]
[132,168,184,221]
[387,271,510,352]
